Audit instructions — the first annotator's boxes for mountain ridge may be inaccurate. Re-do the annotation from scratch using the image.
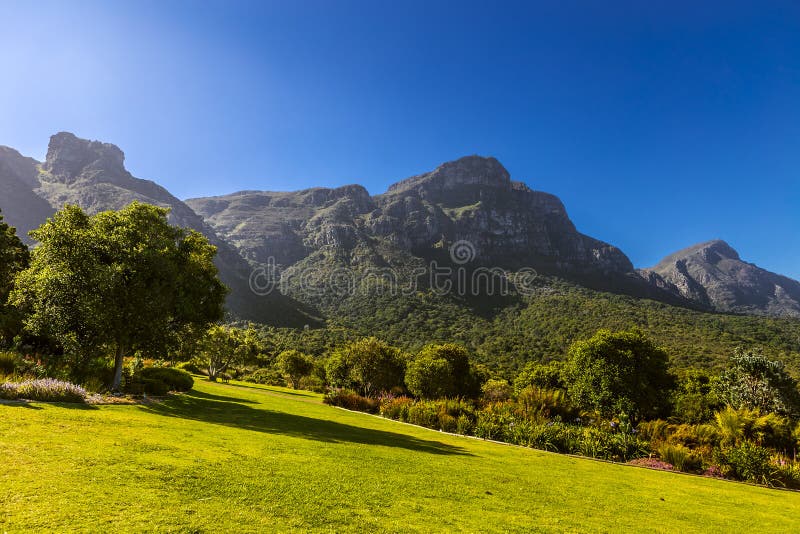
[2,132,798,321]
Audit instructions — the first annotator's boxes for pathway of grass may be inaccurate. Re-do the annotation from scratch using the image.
[2,380,799,532]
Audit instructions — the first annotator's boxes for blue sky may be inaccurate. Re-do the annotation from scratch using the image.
[1,0,798,277]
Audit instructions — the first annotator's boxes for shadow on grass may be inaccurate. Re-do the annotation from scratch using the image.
[142,390,470,456]
[0,400,96,409]
[188,389,257,404]
[220,381,318,398]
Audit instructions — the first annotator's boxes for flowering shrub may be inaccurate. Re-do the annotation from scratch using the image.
[0,379,87,403]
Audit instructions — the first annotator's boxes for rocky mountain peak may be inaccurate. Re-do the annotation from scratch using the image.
[42,132,126,183]
[386,155,512,200]
[644,239,800,317]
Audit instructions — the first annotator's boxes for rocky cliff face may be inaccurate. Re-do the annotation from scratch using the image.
[642,240,800,317]
[0,133,315,326]
[189,156,635,278]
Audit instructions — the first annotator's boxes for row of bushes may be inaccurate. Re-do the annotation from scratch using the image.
[326,388,800,487]
[0,379,87,403]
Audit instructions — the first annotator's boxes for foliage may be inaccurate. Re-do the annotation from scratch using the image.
[405,343,482,399]
[564,329,674,420]
[714,347,800,416]
[199,324,260,382]
[323,389,379,413]
[513,360,564,392]
[241,368,286,386]
[0,351,19,376]
[0,378,86,403]
[657,443,697,472]
[10,203,226,389]
[326,338,406,396]
[276,349,314,389]
[0,210,29,345]
[516,386,578,422]
[139,367,194,392]
[716,441,777,485]
[481,378,513,402]
[671,368,722,423]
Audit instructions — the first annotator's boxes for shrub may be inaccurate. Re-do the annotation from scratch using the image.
[141,378,170,396]
[717,441,776,485]
[140,367,194,392]
[242,368,285,386]
[516,386,578,422]
[380,396,414,421]
[175,361,202,374]
[481,379,512,402]
[658,443,695,472]
[407,401,440,429]
[324,389,378,413]
[298,375,326,393]
[0,351,19,375]
[0,379,87,403]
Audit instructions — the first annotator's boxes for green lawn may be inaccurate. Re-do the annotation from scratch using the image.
[2,380,799,533]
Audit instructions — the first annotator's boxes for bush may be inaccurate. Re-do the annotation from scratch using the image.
[481,379,512,402]
[298,375,326,393]
[380,396,414,421]
[141,378,170,396]
[0,379,87,403]
[718,441,776,485]
[241,368,285,386]
[140,367,194,392]
[0,351,19,375]
[175,361,202,374]
[657,443,697,472]
[324,389,379,413]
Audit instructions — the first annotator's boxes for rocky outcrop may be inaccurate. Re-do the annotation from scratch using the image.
[641,240,800,317]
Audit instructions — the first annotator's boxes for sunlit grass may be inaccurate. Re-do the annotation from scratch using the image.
[1,380,798,532]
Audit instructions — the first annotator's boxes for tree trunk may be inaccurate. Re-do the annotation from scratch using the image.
[111,343,125,392]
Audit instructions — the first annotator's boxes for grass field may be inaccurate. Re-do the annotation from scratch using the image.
[2,379,799,533]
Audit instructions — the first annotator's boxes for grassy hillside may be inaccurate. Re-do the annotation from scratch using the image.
[2,380,799,532]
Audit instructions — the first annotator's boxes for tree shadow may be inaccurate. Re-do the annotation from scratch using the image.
[187,389,257,404]
[219,381,317,398]
[142,390,470,456]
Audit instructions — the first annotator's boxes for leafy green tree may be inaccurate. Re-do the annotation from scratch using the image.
[200,324,260,381]
[564,329,674,420]
[11,203,227,389]
[326,337,406,396]
[714,348,800,416]
[405,343,482,399]
[514,360,564,393]
[276,349,314,389]
[671,368,722,423]
[0,210,29,344]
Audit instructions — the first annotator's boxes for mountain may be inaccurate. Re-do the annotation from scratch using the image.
[3,133,799,328]
[641,240,800,318]
[0,132,315,326]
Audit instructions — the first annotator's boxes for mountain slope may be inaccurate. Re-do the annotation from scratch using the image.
[642,240,800,318]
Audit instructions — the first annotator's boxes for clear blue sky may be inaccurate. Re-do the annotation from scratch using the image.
[1,0,798,278]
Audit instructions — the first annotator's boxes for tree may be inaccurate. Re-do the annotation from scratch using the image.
[11,203,227,389]
[714,348,800,416]
[0,210,29,344]
[276,349,314,389]
[405,343,482,399]
[326,338,406,396]
[200,324,260,381]
[563,329,674,420]
[514,360,564,393]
